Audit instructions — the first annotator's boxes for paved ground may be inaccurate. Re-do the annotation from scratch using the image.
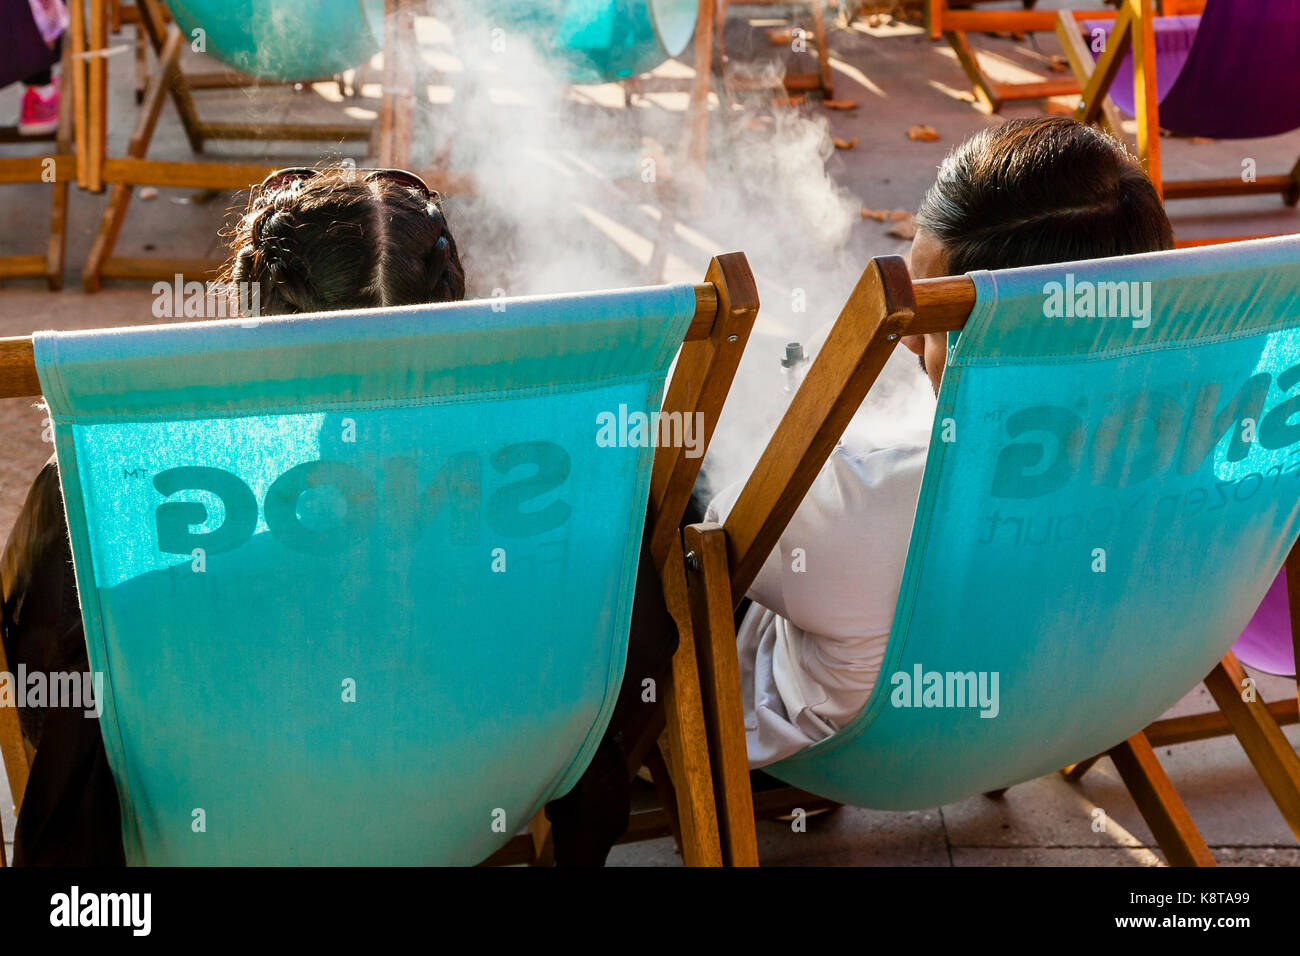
[2,3,1299,865]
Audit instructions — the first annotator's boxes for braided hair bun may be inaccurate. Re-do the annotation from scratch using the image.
[224,166,465,316]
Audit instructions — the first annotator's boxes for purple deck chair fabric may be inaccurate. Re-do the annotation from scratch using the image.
[1,0,58,90]
[1237,571,1297,677]
[1086,0,1300,140]
[1082,15,1199,119]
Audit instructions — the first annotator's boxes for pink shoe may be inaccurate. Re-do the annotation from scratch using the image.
[18,79,60,137]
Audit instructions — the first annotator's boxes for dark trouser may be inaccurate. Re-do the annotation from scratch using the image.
[543,534,682,866]
[23,36,60,87]
[545,492,744,866]
[14,706,124,866]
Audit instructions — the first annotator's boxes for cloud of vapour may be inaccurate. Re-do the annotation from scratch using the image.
[396,3,936,499]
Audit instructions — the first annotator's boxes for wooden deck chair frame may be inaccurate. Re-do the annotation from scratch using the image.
[66,0,456,291]
[1063,0,1300,244]
[715,0,834,99]
[481,252,760,867]
[0,40,76,290]
[0,252,758,868]
[927,0,1116,113]
[1060,568,1300,847]
[677,254,1249,867]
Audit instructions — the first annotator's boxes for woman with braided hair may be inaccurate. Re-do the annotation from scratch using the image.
[229,165,465,313]
[0,166,465,865]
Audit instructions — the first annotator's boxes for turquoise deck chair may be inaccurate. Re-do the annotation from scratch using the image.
[682,236,1300,867]
[0,255,759,866]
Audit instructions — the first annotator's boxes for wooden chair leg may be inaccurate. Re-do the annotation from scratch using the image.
[68,0,90,189]
[135,0,204,152]
[1278,151,1300,207]
[1108,731,1215,867]
[944,30,1000,113]
[526,809,554,866]
[88,0,108,192]
[1073,0,1133,131]
[82,22,183,291]
[645,740,684,855]
[810,0,834,98]
[377,0,399,167]
[715,0,728,70]
[389,0,418,170]
[927,0,943,41]
[45,41,76,291]
[45,177,70,292]
[1204,652,1300,844]
[684,0,715,213]
[1127,0,1161,190]
[1060,753,1103,782]
[683,522,759,866]
[1055,10,1125,144]
[659,537,724,866]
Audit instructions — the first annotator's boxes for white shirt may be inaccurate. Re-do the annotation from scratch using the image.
[705,440,928,767]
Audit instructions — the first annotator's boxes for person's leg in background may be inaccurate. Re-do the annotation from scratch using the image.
[546,485,733,866]
[544,533,680,866]
[18,35,61,136]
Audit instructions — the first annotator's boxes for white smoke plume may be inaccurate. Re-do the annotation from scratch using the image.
[393,3,935,498]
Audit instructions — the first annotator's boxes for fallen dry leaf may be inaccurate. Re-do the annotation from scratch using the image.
[887,216,917,240]
[906,124,940,142]
[833,136,860,150]
[862,208,913,221]
[767,27,796,45]
[1190,136,1216,144]
[823,99,860,111]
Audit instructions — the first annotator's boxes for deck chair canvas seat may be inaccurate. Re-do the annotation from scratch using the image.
[684,235,1300,866]
[1237,574,1297,679]
[0,256,761,865]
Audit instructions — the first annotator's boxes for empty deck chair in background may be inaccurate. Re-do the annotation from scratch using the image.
[926,0,1116,113]
[682,235,1300,867]
[1064,0,1300,242]
[715,0,834,99]
[0,253,759,865]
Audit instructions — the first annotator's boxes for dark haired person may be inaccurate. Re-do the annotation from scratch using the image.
[227,166,465,310]
[0,167,463,865]
[703,117,1174,768]
[548,117,1175,863]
